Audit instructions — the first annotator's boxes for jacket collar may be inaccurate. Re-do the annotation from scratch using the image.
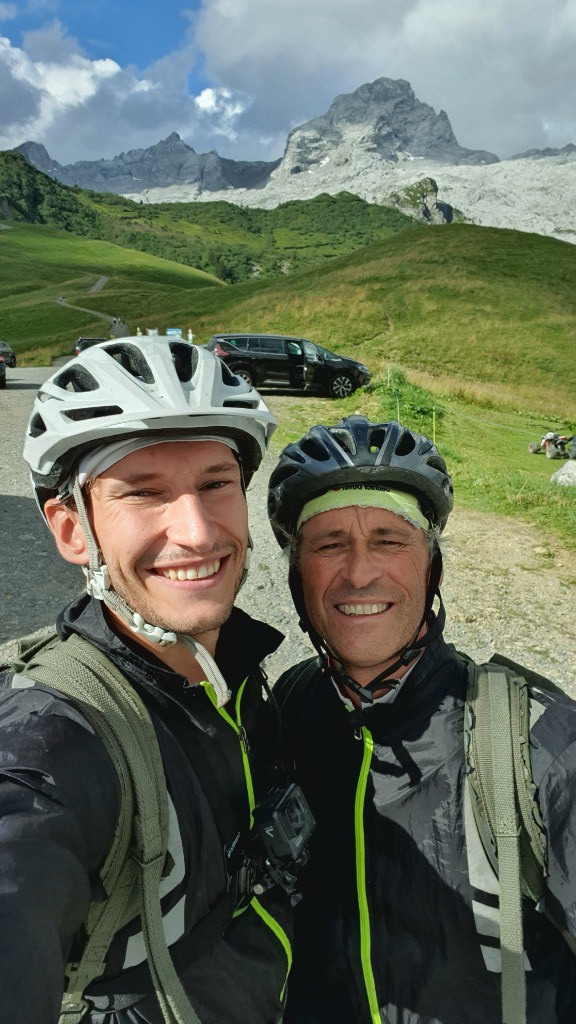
[57,593,284,694]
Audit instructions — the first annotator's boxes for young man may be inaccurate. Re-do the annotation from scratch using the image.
[268,414,576,1024]
[0,338,293,1024]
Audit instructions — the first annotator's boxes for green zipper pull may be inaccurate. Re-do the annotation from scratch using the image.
[238,724,251,756]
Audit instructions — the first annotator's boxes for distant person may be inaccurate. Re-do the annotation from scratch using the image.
[0,337,305,1024]
[267,415,576,1024]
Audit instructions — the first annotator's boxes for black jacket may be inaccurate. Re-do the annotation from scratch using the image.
[275,636,576,1024]
[0,595,292,1024]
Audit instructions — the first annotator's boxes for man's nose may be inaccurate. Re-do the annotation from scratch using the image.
[165,493,218,549]
[341,544,380,588]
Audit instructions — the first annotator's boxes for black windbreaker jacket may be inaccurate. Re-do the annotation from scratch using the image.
[276,636,576,1024]
[0,595,293,1024]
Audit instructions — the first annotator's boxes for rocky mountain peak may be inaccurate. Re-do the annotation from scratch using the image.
[275,76,498,181]
[14,141,60,175]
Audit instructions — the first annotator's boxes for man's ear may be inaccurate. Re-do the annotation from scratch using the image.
[44,498,89,565]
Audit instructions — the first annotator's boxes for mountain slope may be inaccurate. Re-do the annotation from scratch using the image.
[0,151,419,282]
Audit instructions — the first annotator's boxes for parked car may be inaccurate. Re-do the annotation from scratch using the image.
[0,355,6,389]
[0,340,16,367]
[73,337,109,357]
[205,333,371,398]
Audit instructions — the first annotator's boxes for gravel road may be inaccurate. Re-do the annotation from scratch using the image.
[2,366,575,696]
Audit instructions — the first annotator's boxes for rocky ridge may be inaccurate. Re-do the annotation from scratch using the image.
[12,76,576,244]
[15,133,279,194]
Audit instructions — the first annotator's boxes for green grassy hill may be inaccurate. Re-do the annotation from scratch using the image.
[0,151,417,282]
[0,221,223,359]
[181,222,576,417]
[1,211,574,547]
[3,218,576,419]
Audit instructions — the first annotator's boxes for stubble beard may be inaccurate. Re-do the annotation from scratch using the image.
[106,554,244,642]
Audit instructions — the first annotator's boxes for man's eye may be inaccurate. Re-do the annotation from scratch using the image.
[203,478,232,491]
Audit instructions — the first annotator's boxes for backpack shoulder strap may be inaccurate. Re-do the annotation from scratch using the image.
[16,632,201,1024]
[465,659,531,1024]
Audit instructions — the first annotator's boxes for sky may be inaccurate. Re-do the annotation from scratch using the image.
[1,0,576,166]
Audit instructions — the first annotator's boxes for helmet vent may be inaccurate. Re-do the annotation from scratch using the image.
[107,343,155,384]
[220,362,242,387]
[427,455,447,472]
[300,437,331,462]
[395,431,416,456]
[170,342,198,382]
[54,366,100,392]
[224,399,259,409]
[330,428,356,457]
[63,405,124,422]
[28,412,47,437]
[369,427,387,452]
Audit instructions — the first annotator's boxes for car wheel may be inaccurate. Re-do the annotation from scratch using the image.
[329,373,355,399]
[545,444,558,459]
[527,441,539,453]
[235,368,254,386]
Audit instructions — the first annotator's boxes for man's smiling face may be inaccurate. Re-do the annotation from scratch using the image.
[298,504,431,685]
[87,439,248,652]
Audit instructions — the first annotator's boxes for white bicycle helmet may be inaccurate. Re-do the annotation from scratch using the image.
[26,336,277,508]
[24,338,277,672]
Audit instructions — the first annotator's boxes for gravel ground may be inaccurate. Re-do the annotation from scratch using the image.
[1,365,575,697]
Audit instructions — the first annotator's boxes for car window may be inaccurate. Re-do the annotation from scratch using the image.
[246,338,261,352]
[258,338,284,354]
[316,345,342,361]
[286,341,303,355]
[225,337,248,350]
[302,341,320,360]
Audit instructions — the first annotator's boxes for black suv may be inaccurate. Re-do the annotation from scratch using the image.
[205,334,370,398]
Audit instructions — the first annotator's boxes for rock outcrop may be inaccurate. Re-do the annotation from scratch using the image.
[551,461,576,486]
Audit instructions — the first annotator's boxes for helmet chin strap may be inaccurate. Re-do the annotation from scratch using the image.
[71,478,254,707]
[290,548,445,706]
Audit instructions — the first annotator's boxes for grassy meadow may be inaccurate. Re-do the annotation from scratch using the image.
[0,210,574,549]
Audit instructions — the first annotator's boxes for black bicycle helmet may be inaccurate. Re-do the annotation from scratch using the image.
[268,415,453,546]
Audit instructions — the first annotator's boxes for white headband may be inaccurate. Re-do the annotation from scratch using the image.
[59,435,240,497]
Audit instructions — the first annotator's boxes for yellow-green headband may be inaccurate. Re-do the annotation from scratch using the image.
[296,486,429,531]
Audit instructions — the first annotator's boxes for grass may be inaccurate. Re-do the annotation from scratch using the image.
[267,369,576,550]
[1,214,574,549]
[0,222,222,357]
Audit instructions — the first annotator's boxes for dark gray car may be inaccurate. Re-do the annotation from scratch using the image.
[0,340,16,368]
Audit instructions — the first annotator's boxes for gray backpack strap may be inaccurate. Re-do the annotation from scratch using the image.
[19,633,201,1024]
[466,662,535,1024]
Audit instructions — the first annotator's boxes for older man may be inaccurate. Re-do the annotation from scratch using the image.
[268,415,576,1024]
[0,338,296,1024]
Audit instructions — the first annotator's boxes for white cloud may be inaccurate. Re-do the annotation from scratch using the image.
[193,0,576,158]
[1,0,576,165]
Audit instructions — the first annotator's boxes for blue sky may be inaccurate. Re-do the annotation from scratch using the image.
[1,0,575,165]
